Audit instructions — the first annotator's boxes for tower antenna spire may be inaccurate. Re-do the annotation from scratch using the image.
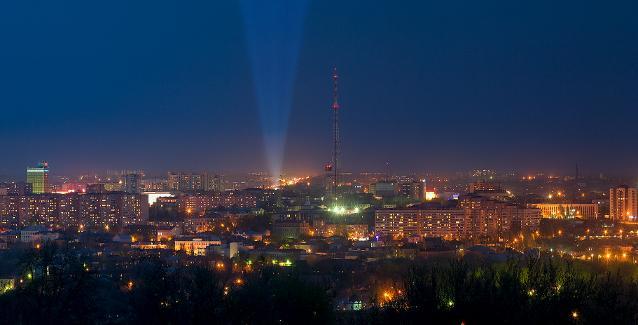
[332,67,340,198]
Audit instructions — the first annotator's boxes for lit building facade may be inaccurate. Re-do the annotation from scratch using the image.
[78,193,148,228]
[375,208,468,240]
[174,237,222,256]
[512,207,543,234]
[375,196,541,241]
[177,191,257,215]
[142,178,168,191]
[610,186,638,221]
[459,195,540,240]
[26,162,49,194]
[168,172,222,192]
[468,180,502,193]
[399,181,426,200]
[21,195,58,226]
[531,203,599,219]
[0,192,148,229]
[0,194,57,227]
[316,223,369,240]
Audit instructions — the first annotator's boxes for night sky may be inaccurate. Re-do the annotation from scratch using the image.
[1,0,637,178]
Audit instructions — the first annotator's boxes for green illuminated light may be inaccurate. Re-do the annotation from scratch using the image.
[330,205,362,215]
[278,259,293,267]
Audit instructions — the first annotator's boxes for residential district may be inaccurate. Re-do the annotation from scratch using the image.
[1,162,637,323]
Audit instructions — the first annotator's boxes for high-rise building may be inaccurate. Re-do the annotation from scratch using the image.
[5,182,32,196]
[0,192,148,229]
[399,181,426,200]
[375,206,467,240]
[168,172,207,192]
[459,195,511,240]
[58,193,79,228]
[211,174,224,191]
[369,181,396,198]
[374,196,541,241]
[123,173,143,194]
[610,186,638,221]
[167,172,222,192]
[26,162,49,194]
[177,191,257,216]
[459,195,541,240]
[0,195,22,227]
[142,178,168,191]
[77,192,148,228]
[20,194,58,227]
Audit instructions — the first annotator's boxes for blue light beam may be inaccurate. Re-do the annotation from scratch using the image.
[241,0,309,184]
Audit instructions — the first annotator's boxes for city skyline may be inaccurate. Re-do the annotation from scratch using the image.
[4,1,638,323]
[1,0,638,177]
[2,162,638,182]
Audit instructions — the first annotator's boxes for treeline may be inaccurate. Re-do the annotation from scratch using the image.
[1,245,638,324]
[348,257,638,324]
[0,245,331,324]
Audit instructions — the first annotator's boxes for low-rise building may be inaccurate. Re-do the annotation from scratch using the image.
[174,236,222,256]
[157,226,181,241]
[20,225,59,243]
[531,203,599,219]
[271,220,310,241]
[317,224,369,241]
[206,242,241,258]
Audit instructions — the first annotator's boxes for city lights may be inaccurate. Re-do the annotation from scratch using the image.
[3,141,638,322]
[571,310,579,319]
[329,205,362,215]
[0,1,636,321]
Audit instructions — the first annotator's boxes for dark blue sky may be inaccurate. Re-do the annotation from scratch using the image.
[1,0,637,178]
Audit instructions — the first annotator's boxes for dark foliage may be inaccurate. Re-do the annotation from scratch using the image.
[2,247,638,324]
[0,247,332,324]
[355,256,638,324]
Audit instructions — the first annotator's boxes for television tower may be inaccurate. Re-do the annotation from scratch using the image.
[331,67,340,198]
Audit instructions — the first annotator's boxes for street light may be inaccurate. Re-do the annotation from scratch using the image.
[571,310,579,319]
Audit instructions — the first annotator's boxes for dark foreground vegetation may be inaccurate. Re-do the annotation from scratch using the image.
[353,258,638,324]
[1,245,637,324]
